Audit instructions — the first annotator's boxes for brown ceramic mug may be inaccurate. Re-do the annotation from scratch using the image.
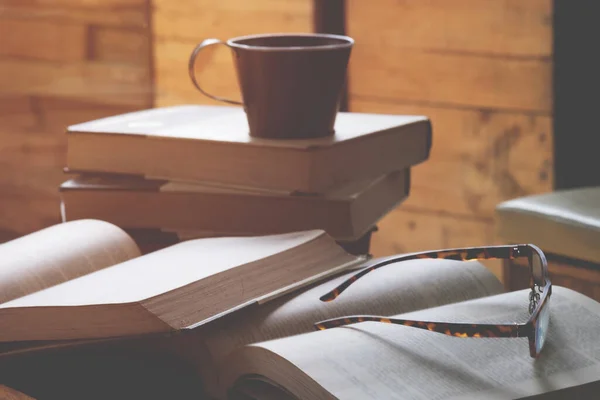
[188,33,354,139]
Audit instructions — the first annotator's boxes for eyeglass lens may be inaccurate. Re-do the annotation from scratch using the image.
[532,251,544,286]
[532,251,550,355]
[535,300,550,355]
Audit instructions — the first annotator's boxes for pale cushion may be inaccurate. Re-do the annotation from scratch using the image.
[495,187,600,264]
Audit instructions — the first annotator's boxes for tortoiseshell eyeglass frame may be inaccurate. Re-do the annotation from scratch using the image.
[314,244,552,359]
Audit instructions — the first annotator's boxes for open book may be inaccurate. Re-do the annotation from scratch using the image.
[196,269,600,399]
[2,222,600,399]
[0,219,364,343]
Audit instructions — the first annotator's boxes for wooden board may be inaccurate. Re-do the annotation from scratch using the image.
[0,131,65,169]
[0,18,87,62]
[89,26,151,64]
[152,0,312,107]
[38,97,138,131]
[6,0,146,6]
[351,99,553,219]
[153,0,312,41]
[0,96,137,137]
[0,0,153,240]
[0,96,139,238]
[348,48,551,113]
[154,39,239,106]
[0,160,66,238]
[371,207,494,255]
[0,96,39,131]
[0,0,148,28]
[347,0,552,57]
[370,208,502,280]
[0,59,152,108]
[347,0,552,113]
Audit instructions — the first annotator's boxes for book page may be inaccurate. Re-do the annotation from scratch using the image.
[0,230,325,309]
[199,257,504,396]
[0,220,140,304]
[227,286,600,399]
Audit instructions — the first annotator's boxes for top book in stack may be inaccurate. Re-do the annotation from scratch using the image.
[66,105,432,193]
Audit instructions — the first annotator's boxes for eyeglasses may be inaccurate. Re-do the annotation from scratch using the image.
[314,244,552,359]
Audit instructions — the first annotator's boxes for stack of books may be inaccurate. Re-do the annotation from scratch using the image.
[59,104,432,254]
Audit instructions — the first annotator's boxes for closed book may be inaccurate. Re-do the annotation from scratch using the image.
[65,105,431,192]
[59,170,409,241]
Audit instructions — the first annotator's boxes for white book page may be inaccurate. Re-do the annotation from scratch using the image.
[0,220,140,304]
[200,258,504,397]
[0,230,323,308]
[233,286,600,399]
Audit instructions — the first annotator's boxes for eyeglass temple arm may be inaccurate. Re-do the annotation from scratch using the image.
[314,315,528,338]
[320,245,532,302]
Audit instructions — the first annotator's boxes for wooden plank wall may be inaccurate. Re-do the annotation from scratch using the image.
[347,0,553,276]
[1,0,553,275]
[0,0,153,241]
[152,0,313,106]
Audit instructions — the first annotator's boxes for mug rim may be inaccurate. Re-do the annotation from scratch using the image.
[227,32,354,51]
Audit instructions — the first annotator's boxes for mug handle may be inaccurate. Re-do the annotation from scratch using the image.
[188,38,244,106]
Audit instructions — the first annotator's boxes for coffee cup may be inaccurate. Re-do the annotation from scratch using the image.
[188,33,354,139]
